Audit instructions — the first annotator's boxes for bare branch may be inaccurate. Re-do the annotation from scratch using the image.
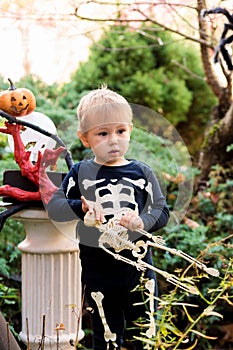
[133,7,211,46]
[171,59,205,80]
[73,1,213,47]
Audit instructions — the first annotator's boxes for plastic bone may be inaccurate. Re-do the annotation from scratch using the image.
[133,228,219,277]
[100,243,146,271]
[145,279,156,338]
[84,209,219,295]
[91,291,117,349]
[99,226,134,253]
[147,235,219,277]
[98,227,198,293]
[137,258,198,294]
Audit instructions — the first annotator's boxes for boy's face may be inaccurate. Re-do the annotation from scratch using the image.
[78,123,132,166]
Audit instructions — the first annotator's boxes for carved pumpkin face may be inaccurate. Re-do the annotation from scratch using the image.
[0,78,36,117]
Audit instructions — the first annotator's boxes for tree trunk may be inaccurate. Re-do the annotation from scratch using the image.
[196,0,233,186]
[197,102,233,183]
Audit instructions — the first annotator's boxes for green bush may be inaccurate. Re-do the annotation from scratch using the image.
[72,24,216,134]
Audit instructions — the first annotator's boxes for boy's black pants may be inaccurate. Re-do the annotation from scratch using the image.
[80,245,157,350]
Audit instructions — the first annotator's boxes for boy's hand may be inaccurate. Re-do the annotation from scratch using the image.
[120,211,144,231]
[81,196,104,223]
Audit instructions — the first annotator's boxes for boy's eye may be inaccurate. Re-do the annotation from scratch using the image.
[98,131,108,136]
[118,129,126,134]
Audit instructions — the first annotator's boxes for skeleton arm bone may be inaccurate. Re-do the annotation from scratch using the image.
[134,228,165,245]
[99,243,146,271]
[84,212,217,294]
[99,233,197,294]
[147,241,219,277]
[138,259,198,295]
[134,228,219,277]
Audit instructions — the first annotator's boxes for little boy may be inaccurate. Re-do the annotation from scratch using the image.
[47,87,169,349]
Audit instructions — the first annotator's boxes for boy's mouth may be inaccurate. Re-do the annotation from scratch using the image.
[109,149,119,155]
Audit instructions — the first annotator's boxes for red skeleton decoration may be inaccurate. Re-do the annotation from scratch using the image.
[0,121,64,204]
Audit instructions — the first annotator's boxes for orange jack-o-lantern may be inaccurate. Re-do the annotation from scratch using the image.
[0,78,36,117]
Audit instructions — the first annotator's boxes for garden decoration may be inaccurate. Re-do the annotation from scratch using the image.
[201,7,233,70]
[0,78,36,116]
[7,111,57,164]
[0,87,81,349]
[84,209,220,348]
[91,291,118,349]
[0,82,73,231]
[91,280,156,348]
[144,279,156,339]
[84,209,219,295]
[0,109,73,168]
[0,114,66,230]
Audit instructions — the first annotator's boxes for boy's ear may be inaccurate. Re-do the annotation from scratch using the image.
[77,131,89,148]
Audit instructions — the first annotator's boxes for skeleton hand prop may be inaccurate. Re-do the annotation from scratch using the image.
[84,211,102,227]
[82,196,105,225]
[91,291,118,349]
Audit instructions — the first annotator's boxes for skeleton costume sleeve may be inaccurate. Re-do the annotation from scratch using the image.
[138,164,169,232]
[47,159,169,233]
[47,164,84,221]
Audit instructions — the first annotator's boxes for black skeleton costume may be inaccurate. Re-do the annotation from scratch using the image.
[47,158,169,349]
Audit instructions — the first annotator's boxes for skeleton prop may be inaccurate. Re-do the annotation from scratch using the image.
[84,210,219,295]
[91,291,118,349]
[91,285,156,348]
[144,279,156,338]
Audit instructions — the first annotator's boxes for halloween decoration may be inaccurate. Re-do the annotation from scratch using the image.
[8,112,57,164]
[80,209,220,348]
[0,109,73,168]
[144,279,156,338]
[84,209,219,295]
[0,78,36,116]
[0,108,73,232]
[91,281,156,349]
[201,7,233,70]
[91,292,117,349]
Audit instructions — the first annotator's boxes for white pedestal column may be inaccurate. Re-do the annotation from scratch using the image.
[15,209,84,350]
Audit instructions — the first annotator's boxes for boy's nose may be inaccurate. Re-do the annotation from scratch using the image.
[108,134,118,145]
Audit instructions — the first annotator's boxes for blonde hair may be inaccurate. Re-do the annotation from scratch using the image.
[77,86,133,134]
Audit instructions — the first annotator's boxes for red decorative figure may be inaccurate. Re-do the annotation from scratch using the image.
[0,121,64,204]
[0,81,71,231]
